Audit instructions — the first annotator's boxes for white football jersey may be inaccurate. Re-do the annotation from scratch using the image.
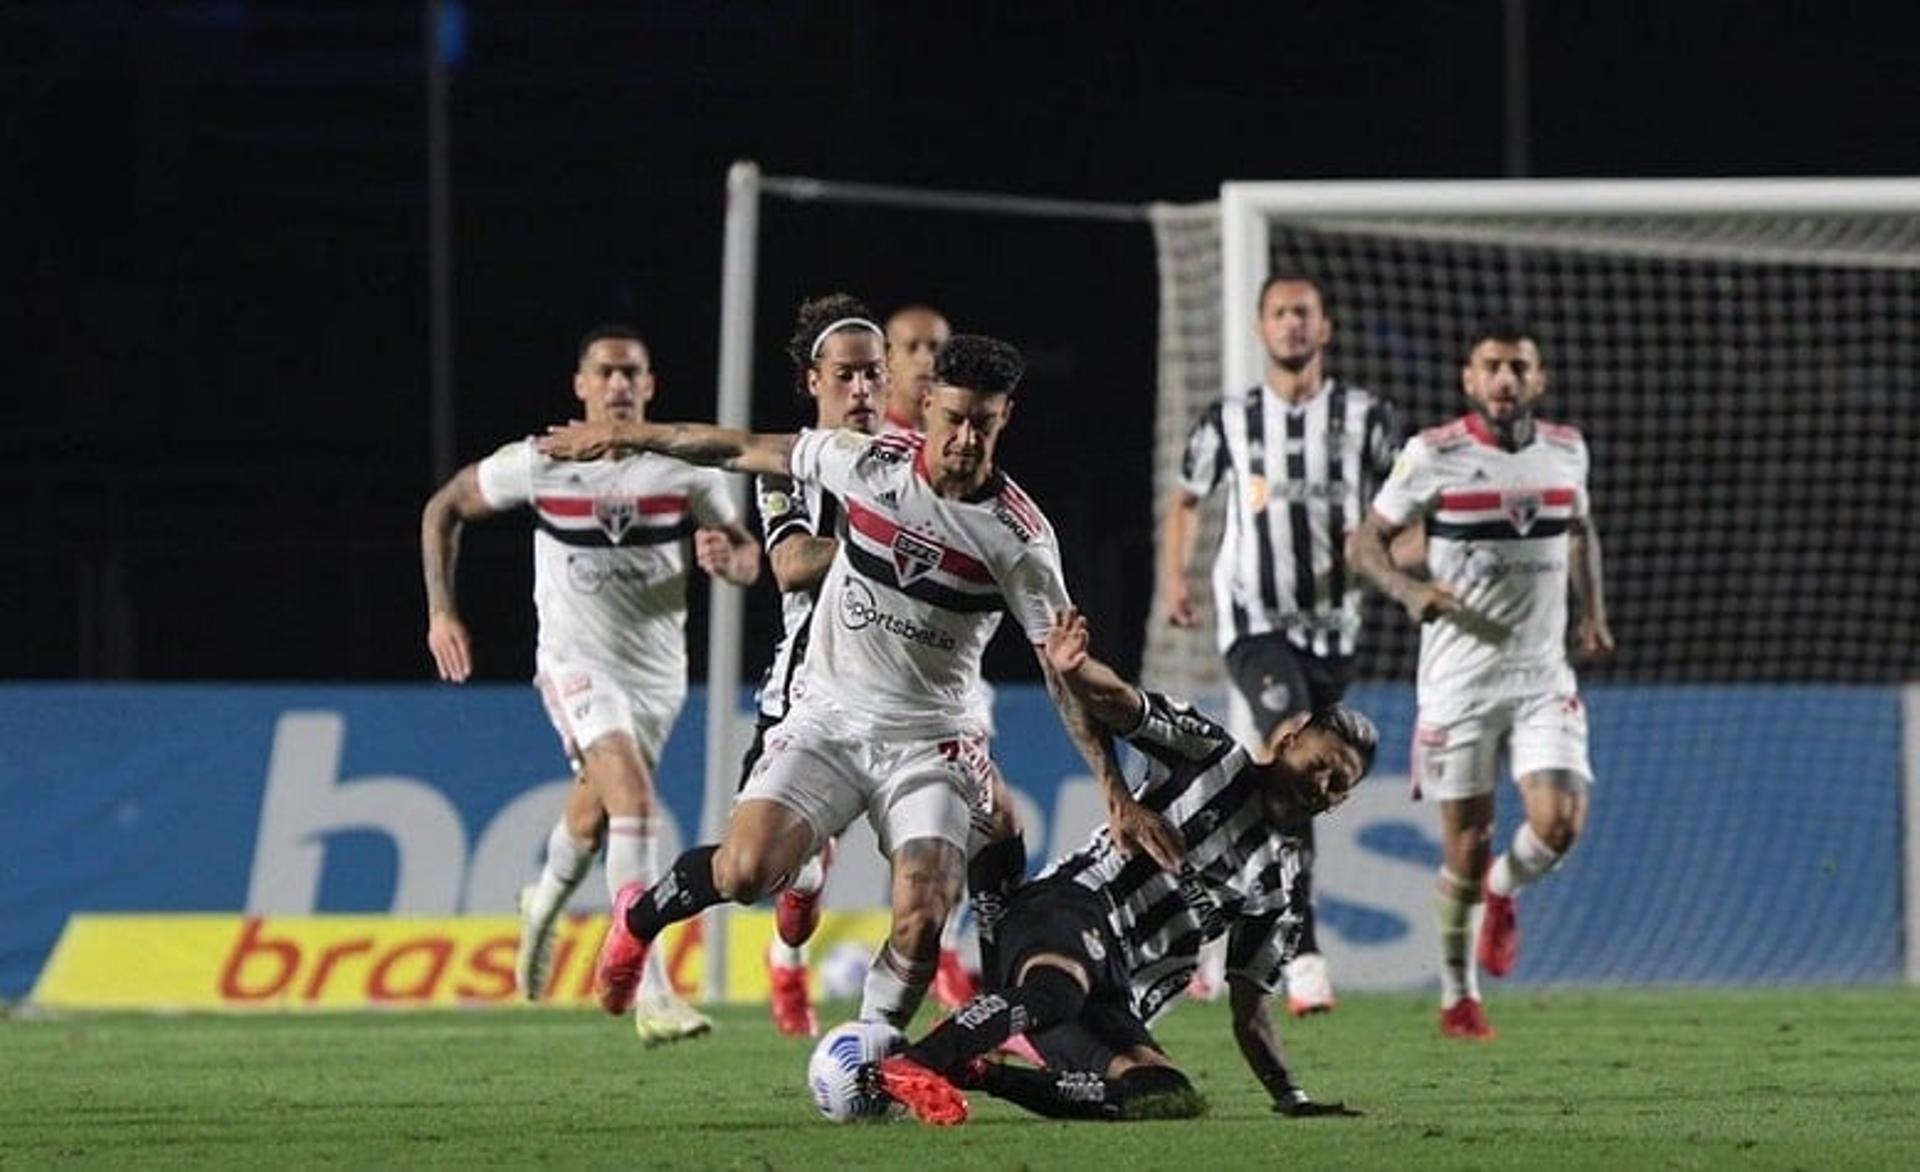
[476,438,738,684]
[1370,415,1590,705]
[785,427,1069,739]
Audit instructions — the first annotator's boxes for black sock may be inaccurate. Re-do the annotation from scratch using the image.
[623,844,721,941]
[1295,821,1321,955]
[976,1063,1204,1122]
[967,833,1025,976]
[904,965,1084,1076]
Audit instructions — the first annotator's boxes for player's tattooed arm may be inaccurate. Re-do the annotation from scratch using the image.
[1349,510,1458,624]
[1568,516,1616,659]
[1042,608,1185,872]
[1228,977,1360,1118]
[539,420,796,476]
[770,535,839,593]
[420,463,500,683]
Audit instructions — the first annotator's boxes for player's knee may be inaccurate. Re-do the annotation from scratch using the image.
[1536,818,1580,854]
[712,841,781,903]
[1014,963,1086,1028]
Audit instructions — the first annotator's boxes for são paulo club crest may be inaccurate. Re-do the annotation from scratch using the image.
[595,496,636,542]
[1502,490,1544,535]
[890,530,943,586]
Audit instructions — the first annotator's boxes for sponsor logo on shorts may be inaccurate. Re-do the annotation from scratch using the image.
[838,580,957,651]
[1258,678,1291,714]
[1080,929,1106,963]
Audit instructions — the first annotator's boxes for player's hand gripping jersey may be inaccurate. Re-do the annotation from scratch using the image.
[1040,691,1312,1024]
[1371,416,1590,703]
[785,427,1069,739]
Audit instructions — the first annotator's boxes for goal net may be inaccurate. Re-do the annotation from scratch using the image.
[1148,181,1920,984]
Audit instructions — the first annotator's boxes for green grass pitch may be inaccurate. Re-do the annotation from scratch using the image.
[4,989,1916,1168]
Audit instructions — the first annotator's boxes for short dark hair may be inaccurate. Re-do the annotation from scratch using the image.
[785,292,880,395]
[577,323,648,365]
[1306,704,1379,779]
[1464,318,1542,359]
[1258,272,1328,313]
[933,334,1024,396]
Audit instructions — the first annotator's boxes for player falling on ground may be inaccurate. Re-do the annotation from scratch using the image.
[744,293,886,1037]
[869,607,1376,1125]
[1348,320,1615,1040]
[542,334,1183,1032]
[1160,273,1402,1015]
[420,324,760,1045]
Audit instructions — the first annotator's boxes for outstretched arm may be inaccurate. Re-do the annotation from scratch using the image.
[540,419,796,476]
[420,464,501,682]
[1227,978,1359,1118]
[1041,608,1184,872]
[1568,516,1616,659]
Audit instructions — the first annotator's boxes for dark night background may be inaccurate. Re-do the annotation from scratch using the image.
[5,2,1915,686]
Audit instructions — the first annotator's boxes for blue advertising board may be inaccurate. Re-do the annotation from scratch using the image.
[0,682,1906,1000]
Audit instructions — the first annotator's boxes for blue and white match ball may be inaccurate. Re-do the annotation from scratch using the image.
[807,1020,906,1123]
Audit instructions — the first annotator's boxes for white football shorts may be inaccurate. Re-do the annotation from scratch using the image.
[737,706,993,857]
[1411,690,1593,801]
[535,653,685,770]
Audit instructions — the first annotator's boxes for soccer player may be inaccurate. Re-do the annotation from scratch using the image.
[542,334,1183,1031]
[747,292,887,1037]
[419,324,761,1045]
[1159,273,1401,1015]
[870,608,1376,1126]
[1348,321,1615,1040]
[881,303,951,432]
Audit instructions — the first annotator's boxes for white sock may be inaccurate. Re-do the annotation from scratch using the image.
[859,942,935,1028]
[769,939,807,969]
[789,850,827,896]
[1435,869,1483,1008]
[1487,823,1562,898]
[605,815,676,1001]
[527,820,592,921]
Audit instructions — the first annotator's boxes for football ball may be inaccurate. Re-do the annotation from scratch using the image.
[807,1020,906,1122]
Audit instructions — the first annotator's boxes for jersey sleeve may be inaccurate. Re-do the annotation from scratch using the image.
[474,439,534,511]
[1571,434,1593,519]
[1369,435,1441,526]
[754,474,813,550]
[1001,543,1073,642]
[786,427,869,499]
[1224,908,1298,994]
[685,467,739,528]
[1121,690,1238,764]
[1178,402,1229,497]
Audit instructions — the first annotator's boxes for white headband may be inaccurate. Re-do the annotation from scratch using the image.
[809,316,885,359]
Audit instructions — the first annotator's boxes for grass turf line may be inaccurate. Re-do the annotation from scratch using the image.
[3,989,1916,1168]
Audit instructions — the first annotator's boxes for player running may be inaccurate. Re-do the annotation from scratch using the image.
[1349,320,1615,1040]
[420,324,760,1045]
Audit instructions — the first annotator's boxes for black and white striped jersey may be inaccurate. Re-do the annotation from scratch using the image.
[750,472,841,722]
[1181,379,1400,658]
[1038,690,1313,1024]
